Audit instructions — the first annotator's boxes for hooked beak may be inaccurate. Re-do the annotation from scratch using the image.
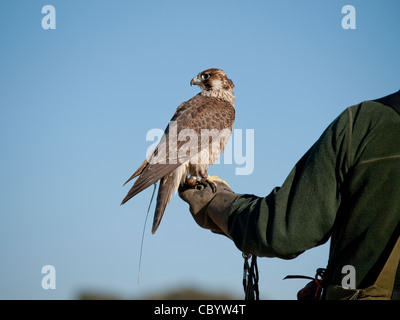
[190,76,201,86]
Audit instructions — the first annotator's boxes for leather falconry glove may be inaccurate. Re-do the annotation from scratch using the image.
[179,180,240,237]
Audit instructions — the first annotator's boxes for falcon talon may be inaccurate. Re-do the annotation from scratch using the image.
[209,182,218,193]
[204,175,230,192]
[195,179,209,191]
[196,183,205,191]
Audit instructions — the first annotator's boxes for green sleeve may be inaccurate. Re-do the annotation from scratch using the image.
[228,108,352,259]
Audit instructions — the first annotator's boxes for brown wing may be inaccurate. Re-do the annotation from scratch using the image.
[121,100,191,187]
[121,94,235,205]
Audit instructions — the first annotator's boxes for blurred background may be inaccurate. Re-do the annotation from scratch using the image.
[0,0,399,300]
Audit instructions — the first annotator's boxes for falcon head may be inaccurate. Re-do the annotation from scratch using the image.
[190,68,235,92]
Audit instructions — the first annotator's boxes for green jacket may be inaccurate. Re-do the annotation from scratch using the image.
[228,91,400,297]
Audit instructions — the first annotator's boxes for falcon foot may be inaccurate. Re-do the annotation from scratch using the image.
[186,176,208,190]
[186,175,230,192]
[205,175,231,192]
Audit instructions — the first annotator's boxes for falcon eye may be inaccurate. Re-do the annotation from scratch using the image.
[201,74,211,80]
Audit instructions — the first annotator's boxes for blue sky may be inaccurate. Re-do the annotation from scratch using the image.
[0,0,399,300]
